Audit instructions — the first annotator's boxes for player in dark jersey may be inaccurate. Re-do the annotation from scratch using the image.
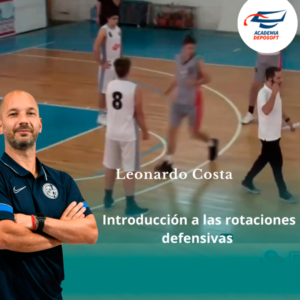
[155,35,218,173]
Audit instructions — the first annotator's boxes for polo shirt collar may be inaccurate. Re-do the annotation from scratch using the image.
[0,152,48,180]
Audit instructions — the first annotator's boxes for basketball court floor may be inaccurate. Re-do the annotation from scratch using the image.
[1,21,300,299]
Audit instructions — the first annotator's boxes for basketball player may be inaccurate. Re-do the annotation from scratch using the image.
[242,51,282,125]
[155,35,218,173]
[102,58,149,216]
[93,11,122,126]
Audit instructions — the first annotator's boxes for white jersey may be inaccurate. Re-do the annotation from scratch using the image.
[101,24,121,70]
[106,79,138,141]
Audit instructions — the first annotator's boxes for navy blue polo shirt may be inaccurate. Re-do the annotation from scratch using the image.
[0,152,93,300]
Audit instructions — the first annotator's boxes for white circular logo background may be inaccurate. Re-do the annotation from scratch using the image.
[43,183,59,199]
[238,0,298,53]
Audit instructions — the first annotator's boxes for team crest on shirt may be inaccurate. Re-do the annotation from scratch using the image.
[43,183,59,199]
[108,32,113,38]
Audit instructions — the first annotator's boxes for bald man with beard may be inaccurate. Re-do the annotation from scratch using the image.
[0,91,98,300]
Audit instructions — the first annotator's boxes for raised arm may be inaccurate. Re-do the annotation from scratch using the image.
[0,220,61,252]
[262,83,279,115]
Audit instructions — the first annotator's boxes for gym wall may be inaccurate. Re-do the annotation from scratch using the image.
[48,0,300,34]
[0,0,47,39]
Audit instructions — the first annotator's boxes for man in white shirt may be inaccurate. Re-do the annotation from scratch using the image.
[242,52,282,124]
[242,66,296,203]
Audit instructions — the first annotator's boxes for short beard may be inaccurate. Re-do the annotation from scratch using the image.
[6,132,38,151]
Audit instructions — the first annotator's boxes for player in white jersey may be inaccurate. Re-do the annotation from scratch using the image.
[93,11,122,126]
[103,58,150,216]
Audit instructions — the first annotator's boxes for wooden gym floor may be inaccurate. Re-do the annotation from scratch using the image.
[1,45,300,243]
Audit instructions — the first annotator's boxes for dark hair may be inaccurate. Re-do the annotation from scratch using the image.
[183,34,196,45]
[107,9,119,19]
[114,58,131,78]
[266,66,281,80]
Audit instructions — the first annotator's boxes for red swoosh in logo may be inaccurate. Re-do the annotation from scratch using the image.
[244,14,269,26]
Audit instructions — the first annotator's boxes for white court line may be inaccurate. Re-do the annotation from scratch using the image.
[13,53,96,64]
[0,42,55,57]
[75,131,167,181]
[5,51,242,211]
[38,102,98,111]
[10,52,247,79]
[33,47,300,74]
[0,21,85,44]
[233,48,241,52]
[34,47,91,55]
[36,126,101,153]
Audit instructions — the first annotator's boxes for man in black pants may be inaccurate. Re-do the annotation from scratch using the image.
[97,0,120,26]
[242,67,296,203]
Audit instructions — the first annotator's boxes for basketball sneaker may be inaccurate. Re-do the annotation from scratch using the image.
[241,112,254,125]
[154,161,174,174]
[125,204,149,217]
[104,197,114,210]
[241,180,261,194]
[209,139,219,161]
[280,191,297,203]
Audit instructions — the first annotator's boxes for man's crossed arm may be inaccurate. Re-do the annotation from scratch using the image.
[0,202,98,252]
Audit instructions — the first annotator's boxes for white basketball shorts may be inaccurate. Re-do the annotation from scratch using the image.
[98,67,116,94]
[103,138,140,172]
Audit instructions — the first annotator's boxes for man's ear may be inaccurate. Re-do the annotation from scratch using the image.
[39,118,42,133]
[0,120,3,135]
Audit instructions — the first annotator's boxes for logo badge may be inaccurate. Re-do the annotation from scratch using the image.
[13,186,26,194]
[43,183,59,199]
[238,0,298,53]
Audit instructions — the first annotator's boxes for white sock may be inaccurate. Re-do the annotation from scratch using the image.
[165,155,173,164]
